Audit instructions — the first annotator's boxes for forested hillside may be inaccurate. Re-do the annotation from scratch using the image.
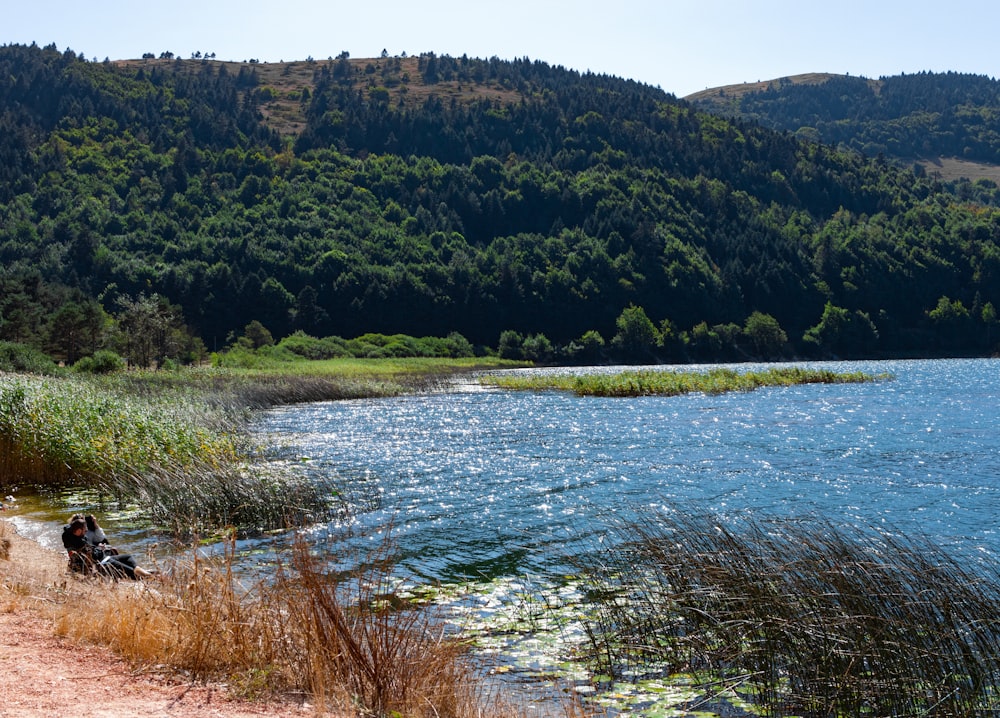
[2,43,999,366]
[688,71,1000,175]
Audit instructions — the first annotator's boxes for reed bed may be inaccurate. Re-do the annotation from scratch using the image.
[0,372,352,534]
[481,366,883,397]
[576,512,1000,716]
[105,463,346,537]
[59,534,541,717]
[0,373,240,485]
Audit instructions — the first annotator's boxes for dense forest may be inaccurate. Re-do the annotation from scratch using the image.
[688,71,1000,168]
[2,43,1000,367]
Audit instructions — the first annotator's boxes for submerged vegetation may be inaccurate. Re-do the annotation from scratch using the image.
[480,365,886,397]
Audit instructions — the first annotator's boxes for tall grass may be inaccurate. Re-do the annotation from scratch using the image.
[0,373,348,534]
[0,373,239,485]
[577,512,1000,716]
[481,366,885,397]
[59,533,543,717]
[105,463,346,537]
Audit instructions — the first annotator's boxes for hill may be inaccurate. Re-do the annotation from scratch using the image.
[684,73,850,107]
[112,53,526,140]
[686,71,1000,183]
[1,44,999,364]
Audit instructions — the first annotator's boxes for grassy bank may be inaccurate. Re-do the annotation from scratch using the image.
[480,366,887,397]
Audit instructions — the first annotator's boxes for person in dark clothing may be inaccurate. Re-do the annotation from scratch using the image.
[61,517,154,580]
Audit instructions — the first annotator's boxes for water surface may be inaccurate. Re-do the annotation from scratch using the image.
[255,358,1000,581]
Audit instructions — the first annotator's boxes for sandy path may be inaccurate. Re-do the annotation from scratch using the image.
[0,519,321,718]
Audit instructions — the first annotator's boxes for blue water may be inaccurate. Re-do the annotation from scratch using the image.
[253,358,1000,582]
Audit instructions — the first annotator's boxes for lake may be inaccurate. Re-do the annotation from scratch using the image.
[254,358,1000,581]
[11,358,999,575]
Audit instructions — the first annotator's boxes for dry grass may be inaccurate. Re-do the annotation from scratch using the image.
[0,523,10,561]
[114,56,524,139]
[54,532,560,718]
[684,72,849,103]
[1,519,69,621]
[914,155,1000,183]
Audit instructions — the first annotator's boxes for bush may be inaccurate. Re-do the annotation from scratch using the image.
[521,333,554,363]
[497,330,524,359]
[73,350,126,374]
[277,331,350,359]
[441,331,475,357]
[0,341,61,375]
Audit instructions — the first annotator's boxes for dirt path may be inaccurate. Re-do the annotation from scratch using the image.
[0,519,320,718]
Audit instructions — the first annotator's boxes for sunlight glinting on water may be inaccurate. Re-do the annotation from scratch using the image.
[253,359,1000,582]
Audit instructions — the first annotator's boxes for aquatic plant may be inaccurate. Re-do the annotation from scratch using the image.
[577,512,1000,716]
[0,373,239,485]
[0,372,348,534]
[481,366,886,397]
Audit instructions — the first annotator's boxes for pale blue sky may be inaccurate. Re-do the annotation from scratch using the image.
[6,0,999,98]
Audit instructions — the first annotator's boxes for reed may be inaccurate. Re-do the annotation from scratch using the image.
[0,373,239,485]
[104,463,346,537]
[576,512,1000,716]
[0,373,351,535]
[481,366,884,397]
[59,533,542,717]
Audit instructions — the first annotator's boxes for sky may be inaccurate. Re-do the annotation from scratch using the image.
[6,0,1000,98]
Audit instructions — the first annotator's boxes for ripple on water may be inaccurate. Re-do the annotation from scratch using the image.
[246,359,1000,578]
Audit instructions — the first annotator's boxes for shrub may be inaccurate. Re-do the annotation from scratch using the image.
[73,350,126,374]
[497,330,524,359]
[0,341,61,375]
[276,331,350,359]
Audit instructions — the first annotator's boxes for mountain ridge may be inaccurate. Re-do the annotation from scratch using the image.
[113,54,531,140]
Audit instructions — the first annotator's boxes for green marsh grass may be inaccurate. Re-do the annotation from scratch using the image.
[481,366,884,397]
[577,512,1000,716]
[0,370,355,534]
[0,373,239,485]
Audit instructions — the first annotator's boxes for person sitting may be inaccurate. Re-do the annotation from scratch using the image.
[84,514,118,556]
[61,516,155,580]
